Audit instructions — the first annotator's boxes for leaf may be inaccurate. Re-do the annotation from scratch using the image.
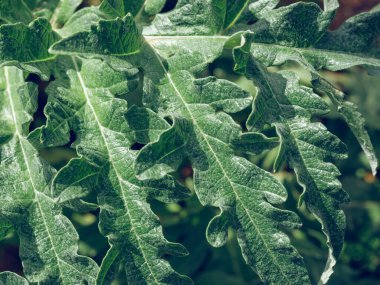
[41,57,192,284]
[50,15,141,57]
[133,53,310,284]
[0,0,34,24]
[315,10,380,74]
[0,18,59,80]
[0,272,28,285]
[234,34,349,284]
[0,66,99,284]
[244,5,379,189]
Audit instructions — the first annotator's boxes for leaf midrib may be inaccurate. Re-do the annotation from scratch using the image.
[71,57,162,285]
[4,67,66,284]
[247,59,339,282]
[145,40,294,284]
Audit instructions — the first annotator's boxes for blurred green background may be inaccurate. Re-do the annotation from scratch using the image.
[1,0,380,284]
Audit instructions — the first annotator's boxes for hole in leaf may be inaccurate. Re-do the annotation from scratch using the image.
[131,142,145,150]
[62,207,108,265]
[69,130,77,146]
[27,74,55,132]
[0,228,23,277]
[164,116,173,125]
[161,0,178,13]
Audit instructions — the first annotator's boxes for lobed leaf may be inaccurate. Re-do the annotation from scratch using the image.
[41,57,192,284]
[234,33,349,284]
[133,33,310,284]
[0,66,99,284]
[244,3,379,182]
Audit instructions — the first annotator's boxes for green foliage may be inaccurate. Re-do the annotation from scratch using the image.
[0,0,379,284]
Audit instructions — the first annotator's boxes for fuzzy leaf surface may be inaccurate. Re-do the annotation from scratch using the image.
[41,58,192,285]
[0,66,99,284]
[133,31,310,285]
[245,4,379,180]
[234,35,349,284]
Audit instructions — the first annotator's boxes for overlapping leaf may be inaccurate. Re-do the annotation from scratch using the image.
[41,57,192,284]
[0,66,99,284]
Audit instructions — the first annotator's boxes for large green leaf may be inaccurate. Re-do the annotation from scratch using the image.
[0,66,99,284]
[250,1,338,47]
[243,0,379,74]
[247,10,380,175]
[41,57,192,284]
[51,1,232,74]
[132,45,310,285]
[248,10,380,74]
[234,34,349,284]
